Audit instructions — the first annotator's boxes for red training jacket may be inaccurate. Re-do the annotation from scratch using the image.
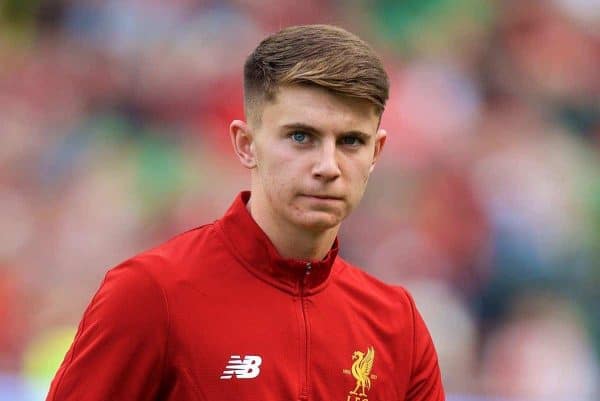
[47,191,445,401]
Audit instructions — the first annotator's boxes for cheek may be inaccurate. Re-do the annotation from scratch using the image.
[345,158,373,203]
[256,147,298,199]
[347,155,373,185]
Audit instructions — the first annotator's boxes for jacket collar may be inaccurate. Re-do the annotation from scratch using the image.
[215,191,339,295]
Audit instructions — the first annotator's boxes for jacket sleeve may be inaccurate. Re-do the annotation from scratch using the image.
[404,289,445,401]
[46,257,169,401]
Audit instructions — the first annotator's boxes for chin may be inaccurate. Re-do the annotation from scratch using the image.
[289,210,344,232]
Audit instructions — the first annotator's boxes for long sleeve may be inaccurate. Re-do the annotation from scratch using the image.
[405,290,445,401]
[46,258,169,401]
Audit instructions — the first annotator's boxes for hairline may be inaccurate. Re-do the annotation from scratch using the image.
[245,83,383,129]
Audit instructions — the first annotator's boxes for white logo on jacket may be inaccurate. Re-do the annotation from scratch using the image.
[220,355,262,379]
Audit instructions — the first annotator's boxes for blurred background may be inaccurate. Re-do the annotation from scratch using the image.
[0,0,599,399]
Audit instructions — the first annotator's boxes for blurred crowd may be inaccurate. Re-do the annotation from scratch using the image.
[1,0,599,400]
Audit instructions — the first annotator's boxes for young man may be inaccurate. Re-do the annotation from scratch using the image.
[47,25,445,401]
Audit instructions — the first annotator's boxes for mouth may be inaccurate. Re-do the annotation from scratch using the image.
[301,194,344,201]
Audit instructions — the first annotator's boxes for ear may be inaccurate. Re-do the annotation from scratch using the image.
[369,128,387,173]
[230,120,257,169]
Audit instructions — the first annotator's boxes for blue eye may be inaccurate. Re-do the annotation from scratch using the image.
[291,131,308,143]
[341,136,362,146]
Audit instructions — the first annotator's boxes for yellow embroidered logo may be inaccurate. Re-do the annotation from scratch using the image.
[342,346,377,401]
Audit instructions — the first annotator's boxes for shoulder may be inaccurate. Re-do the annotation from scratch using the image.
[141,223,218,264]
[333,257,416,314]
[71,254,172,352]
[77,225,222,337]
[116,222,218,279]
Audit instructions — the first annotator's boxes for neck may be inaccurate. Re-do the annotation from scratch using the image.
[247,196,338,261]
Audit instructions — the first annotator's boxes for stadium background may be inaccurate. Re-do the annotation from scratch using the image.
[1,0,599,399]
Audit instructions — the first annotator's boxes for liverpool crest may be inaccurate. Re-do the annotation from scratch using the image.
[343,346,377,401]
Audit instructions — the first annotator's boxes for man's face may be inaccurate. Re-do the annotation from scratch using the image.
[245,84,386,232]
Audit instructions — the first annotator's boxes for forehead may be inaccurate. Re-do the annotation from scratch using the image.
[258,85,380,133]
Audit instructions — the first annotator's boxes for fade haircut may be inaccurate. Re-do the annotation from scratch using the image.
[243,24,389,125]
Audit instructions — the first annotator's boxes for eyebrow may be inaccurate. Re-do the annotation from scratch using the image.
[281,122,372,141]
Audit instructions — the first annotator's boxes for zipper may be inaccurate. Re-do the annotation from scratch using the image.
[299,262,312,400]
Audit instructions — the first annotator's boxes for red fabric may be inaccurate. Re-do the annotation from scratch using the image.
[47,191,444,401]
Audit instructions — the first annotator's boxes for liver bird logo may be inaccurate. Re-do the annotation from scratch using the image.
[349,346,375,397]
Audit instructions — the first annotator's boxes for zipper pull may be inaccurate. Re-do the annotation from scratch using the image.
[305,262,312,276]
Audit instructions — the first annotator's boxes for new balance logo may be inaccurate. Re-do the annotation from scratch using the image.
[220,355,262,379]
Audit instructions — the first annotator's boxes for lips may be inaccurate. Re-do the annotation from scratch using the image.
[302,194,344,201]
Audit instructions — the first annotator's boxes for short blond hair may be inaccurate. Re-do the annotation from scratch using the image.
[244,24,389,124]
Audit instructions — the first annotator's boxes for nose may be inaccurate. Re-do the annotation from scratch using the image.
[312,140,341,181]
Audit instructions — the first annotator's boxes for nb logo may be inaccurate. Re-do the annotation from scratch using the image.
[220,355,262,379]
